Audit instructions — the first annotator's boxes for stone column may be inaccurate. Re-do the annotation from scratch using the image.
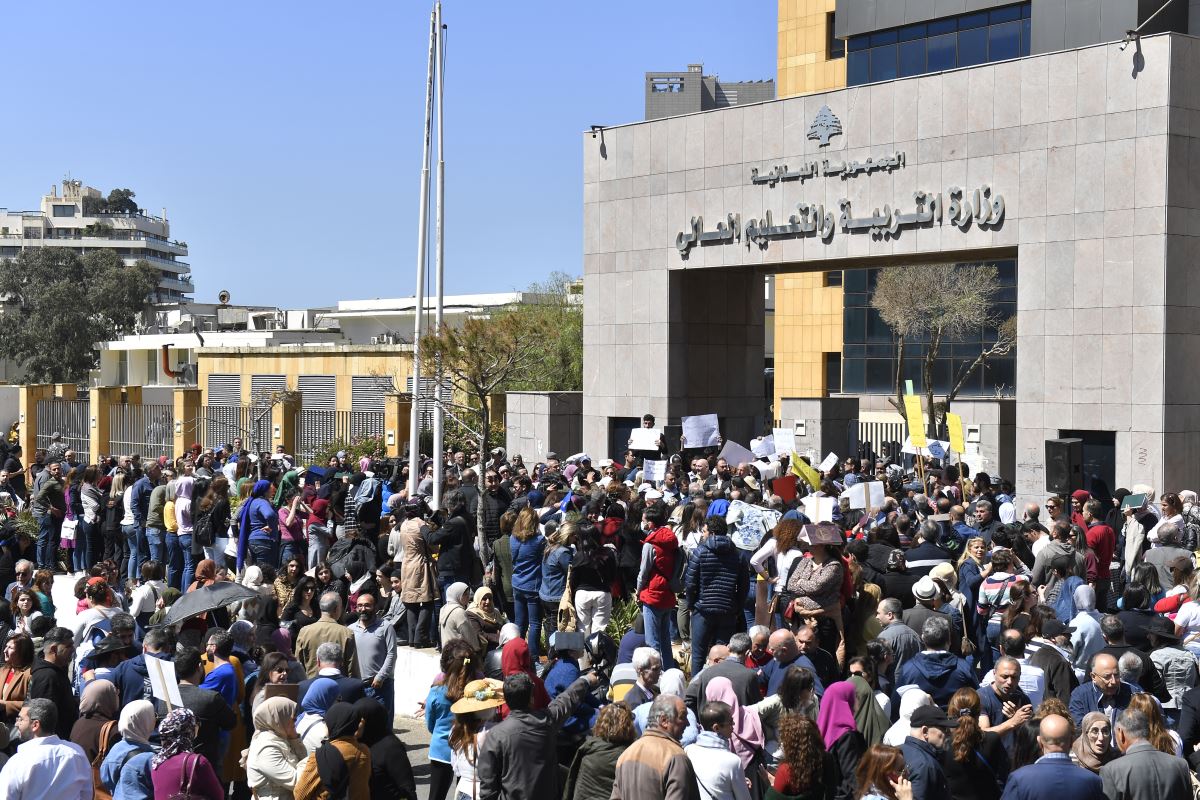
[272,393,301,457]
[18,384,53,459]
[173,388,203,459]
[88,387,126,464]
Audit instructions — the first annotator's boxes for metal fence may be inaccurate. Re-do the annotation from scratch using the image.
[109,403,174,461]
[36,398,90,455]
[297,409,385,463]
[192,404,271,452]
[852,420,906,463]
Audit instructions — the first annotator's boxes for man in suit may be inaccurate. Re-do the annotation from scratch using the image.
[684,636,760,713]
[999,714,1104,800]
[1099,707,1193,800]
[1068,653,1135,729]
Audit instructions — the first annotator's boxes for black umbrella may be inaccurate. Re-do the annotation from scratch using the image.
[161,582,261,626]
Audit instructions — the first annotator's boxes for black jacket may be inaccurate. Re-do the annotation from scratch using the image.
[29,657,78,739]
[828,730,866,800]
[685,658,762,714]
[685,533,748,615]
[564,736,629,800]
[1029,642,1079,705]
[177,682,237,768]
[1178,684,1200,766]
[940,730,1009,800]
[428,513,472,579]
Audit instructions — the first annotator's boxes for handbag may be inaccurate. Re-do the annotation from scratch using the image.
[557,565,578,632]
[91,719,117,800]
[168,753,199,800]
[958,606,977,656]
[60,517,77,543]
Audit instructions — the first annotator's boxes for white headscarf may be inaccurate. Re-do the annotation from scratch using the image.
[119,699,157,747]
[883,689,932,746]
[659,668,687,698]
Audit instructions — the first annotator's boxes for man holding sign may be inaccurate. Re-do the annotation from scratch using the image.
[628,413,666,460]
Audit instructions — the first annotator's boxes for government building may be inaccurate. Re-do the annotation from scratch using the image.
[582,0,1200,499]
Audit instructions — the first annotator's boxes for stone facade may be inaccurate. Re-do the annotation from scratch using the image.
[583,33,1200,500]
[505,392,583,462]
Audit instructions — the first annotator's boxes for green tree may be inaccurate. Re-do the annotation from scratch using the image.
[105,188,138,215]
[870,263,1017,437]
[419,310,557,559]
[0,248,159,382]
[497,272,582,392]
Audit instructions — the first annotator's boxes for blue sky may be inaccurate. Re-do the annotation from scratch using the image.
[0,2,775,306]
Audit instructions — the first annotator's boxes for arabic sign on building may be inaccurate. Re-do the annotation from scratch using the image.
[751,152,906,186]
[675,185,1005,257]
[807,105,842,146]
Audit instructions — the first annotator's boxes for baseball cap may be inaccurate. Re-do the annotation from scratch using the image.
[910,706,960,729]
[1041,619,1076,639]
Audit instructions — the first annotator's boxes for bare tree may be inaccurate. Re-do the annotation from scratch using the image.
[419,311,556,561]
[870,263,1017,437]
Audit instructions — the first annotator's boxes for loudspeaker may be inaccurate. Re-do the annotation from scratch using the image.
[1045,438,1083,495]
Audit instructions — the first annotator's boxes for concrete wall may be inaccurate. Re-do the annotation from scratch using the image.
[583,33,1193,501]
[779,397,859,461]
[505,392,583,461]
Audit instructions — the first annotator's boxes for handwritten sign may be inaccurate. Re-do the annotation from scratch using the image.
[718,440,757,467]
[642,460,666,483]
[818,452,839,473]
[751,436,776,458]
[681,414,720,448]
[946,413,965,454]
[791,454,821,491]
[772,428,794,455]
[904,395,927,448]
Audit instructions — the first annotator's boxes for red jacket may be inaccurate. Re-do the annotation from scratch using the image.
[638,526,678,609]
[1086,522,1115,579]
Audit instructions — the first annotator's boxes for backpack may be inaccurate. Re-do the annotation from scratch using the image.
[193,508,214,547]
[668,545,688,594]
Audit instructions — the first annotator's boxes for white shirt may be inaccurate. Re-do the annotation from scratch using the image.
[0,734,92,800]
[980,658,1047,708]
[750,539,803,592]
[1031,534,1052,558]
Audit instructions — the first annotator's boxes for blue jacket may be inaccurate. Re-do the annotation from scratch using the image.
[101,740,154,800]
[685,533,747,615]
[999,753,1105,800]
[130,475,154,527]
[763,653,825,696]
[510,534,545,594]
[894,651,976,708]
[1068,680,1136,729]
[539,545,573,603]
[901,736,951,800]
[544,657,598,734]
[101,651,171,706]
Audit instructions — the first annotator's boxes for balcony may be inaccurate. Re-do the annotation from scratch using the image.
[125,253,190,273]
[157,276,195,293]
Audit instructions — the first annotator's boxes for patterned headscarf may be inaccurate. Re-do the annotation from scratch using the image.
[152,708,198,770]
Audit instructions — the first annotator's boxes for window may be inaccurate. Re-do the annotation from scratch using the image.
[52,205,75,217]
[117,351,128,386]
[846,2,1030,86]
[824,353,842,395]
[145,349,159,384]
[650,78,683,93]
[827,12,845,59]
[823,270,842,287]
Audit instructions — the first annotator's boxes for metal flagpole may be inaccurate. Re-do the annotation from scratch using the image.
[431,1,446,509]
[410,5,436,475]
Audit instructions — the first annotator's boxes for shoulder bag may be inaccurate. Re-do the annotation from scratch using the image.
[91,719,118,800]
[168,753,200,800]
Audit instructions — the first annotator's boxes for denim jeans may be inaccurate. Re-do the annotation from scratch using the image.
[76,519,97,573]
[178,534,196,591]
[364,681,394,720]
[642,604,677,670]
[307,524,330,569]
[247,538,278,570]
[280,539,303,566]
[122,524,140,581]
[513,588,543,661]
[36,514,60,571]
[165,533,183,590]
[691,609,736,675]
[71,522,87,572]
[145,526,165,567]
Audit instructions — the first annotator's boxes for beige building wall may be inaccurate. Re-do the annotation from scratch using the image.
[777,0,847,99]
[197,346,413,411]
[773,273,843,414]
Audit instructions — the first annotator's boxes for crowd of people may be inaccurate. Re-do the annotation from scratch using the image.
[1,414,1200,800]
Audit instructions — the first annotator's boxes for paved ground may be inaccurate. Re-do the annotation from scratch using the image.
[53,574,437,798]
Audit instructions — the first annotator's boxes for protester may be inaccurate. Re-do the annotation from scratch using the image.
[294,701,371,800]
[151,707,226,799]
[0,698,92,798]
[99,699,157,798]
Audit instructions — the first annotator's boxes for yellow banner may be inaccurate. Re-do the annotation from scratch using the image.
[946,412,965,454]
[904,395,927,448]
[790,452,821,491]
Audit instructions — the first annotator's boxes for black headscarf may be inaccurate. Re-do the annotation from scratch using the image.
[354,698,389,746]
[315,701,362,800]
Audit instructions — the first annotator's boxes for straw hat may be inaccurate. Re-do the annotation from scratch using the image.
[450,679,506,714]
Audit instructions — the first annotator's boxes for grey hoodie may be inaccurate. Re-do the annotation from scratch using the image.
[1030,539,1086,584]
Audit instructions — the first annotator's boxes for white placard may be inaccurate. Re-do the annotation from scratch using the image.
[840,481,887,510]
[146,655,184,709]
[818,452,839,472]
[802,495,836,522]
[718,440,757,467]
[772,428,795,455]
[629,428,661,451]
[868,480,886,510]
[682,414,721,448]
[757,460,781,482]
[901,437,952,457]
[642,459,667,482]
[751,436,776,458]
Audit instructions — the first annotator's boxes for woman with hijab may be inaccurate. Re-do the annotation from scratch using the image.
[439,581,472,648]
[69,678,121,762]
[816,681,867,800]
[883,690,932,746]
[464,585,505,655]
[295,701,371,800]
[236,565,270,623]
[151,707,225,799]
[849,674,889,747]
[238,478,279,572]
[247,696,307,800]
[499,635,550,713]
[356,697,417,799]
[1070,711,1116,773]
[704,676,765,774]
[297,677,340,756]
[100,699,157,799]
[188,558,218,592]
[485,623,520,679]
